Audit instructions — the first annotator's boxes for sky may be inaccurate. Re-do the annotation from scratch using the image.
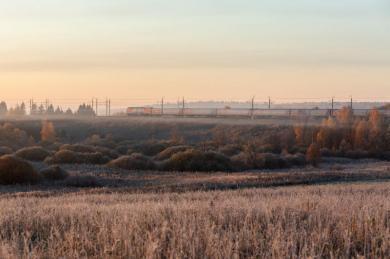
[0,0,389,104]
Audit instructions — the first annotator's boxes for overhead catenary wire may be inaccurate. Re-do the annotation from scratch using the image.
[0,96,388,117]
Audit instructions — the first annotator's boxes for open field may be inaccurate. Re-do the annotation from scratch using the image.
[3,1,390,258]
[0,115,388,258]
[0,159,386,195]
[0,182,388,258]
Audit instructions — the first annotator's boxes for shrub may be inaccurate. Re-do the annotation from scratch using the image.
[107,153,156,170]
[130,141,172,156]
[0,146,13,156]
[218,144,242,156]
[126,149,135,155]
[41,142,62,152]
[115,145,130,155]
[0,123,34,150]
[40,166,69,181]
[284,153,306,167]
[45,150,77,164]
[84,134,116,149]
[15,146,51,161]
[230,152,251,171]
[155,145,192,161]
[46,150,109,165]
[257,144,278,153]
[345,150,370,159]
[60,144,96,153]
[78,152,108,165]
[196,141,218,152]
[307,143,321,166]
[0,155,40,185]
[92,146,118,159]
[163,149,232,172]
[64,174,101,188]
[255,153,288,169]
[231,152,290,170]
[60,144,118,159]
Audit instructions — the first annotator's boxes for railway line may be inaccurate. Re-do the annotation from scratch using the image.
[126,107,390,118]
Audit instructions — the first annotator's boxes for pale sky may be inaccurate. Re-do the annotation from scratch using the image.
[1,0,389,103]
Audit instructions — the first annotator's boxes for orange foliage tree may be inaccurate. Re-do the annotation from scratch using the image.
[41,121,56,143]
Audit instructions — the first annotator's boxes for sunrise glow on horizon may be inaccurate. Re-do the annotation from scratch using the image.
[1,0,389,101]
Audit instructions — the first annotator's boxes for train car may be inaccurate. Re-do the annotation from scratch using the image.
[127,107,145,115]
[127,107,155,116]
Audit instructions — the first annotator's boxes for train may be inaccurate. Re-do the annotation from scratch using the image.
[127,107,390,118]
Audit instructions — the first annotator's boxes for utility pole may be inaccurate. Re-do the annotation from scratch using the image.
[182,97,185,116]
[92,99,94,113]
[350,96,353,110]
[109,99,111,116]
[105,98,108,116]
[268,96,271,110]
[161,97,164,116]
[95,98,98,116]
[250,96,255,119]
[331,97,334,116]
[29,99,33,115]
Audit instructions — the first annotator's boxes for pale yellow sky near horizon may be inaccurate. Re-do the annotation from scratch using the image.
[1,0,389,102]
[1,67,389,102]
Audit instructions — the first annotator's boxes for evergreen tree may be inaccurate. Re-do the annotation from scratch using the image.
[0,102,7,115]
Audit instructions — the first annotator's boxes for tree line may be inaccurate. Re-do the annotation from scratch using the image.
[0,101,96,117]
[296,107,389,164]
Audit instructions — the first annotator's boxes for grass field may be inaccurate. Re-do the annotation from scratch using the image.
[0,182,388,258]
[0,159,387,195]
[0,117,388,258]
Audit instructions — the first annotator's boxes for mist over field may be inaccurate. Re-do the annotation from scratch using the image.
[0,112,389,258]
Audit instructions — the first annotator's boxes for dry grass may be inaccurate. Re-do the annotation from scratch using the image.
[0,182,388,258]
